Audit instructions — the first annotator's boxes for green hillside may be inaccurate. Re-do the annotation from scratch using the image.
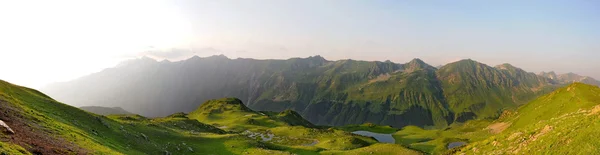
[188,98,316,131]
[188,98,422,153]
[0,80,298,154]
[456,83,600,154]
[383,83,600,154]
[80,106,132,115]
[0,80,420,154]
[438,60,555,122]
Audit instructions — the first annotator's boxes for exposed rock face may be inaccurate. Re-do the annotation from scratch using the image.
[0,119,14,134]
[141,133,149,141]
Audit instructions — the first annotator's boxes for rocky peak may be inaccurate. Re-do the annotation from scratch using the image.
[404,58,435,73]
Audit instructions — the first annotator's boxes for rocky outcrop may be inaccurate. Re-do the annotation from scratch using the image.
[0,119,14,134]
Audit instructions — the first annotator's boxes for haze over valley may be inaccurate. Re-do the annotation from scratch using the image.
[1,0,599,154]
[41,55,600,129]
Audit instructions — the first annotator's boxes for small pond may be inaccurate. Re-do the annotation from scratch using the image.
[351,131,395,143]
[447,141,467,149]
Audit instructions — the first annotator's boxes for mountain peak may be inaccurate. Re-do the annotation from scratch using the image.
[539,71,558,80]
[403,58,434,72]
[407,58,426,65]
[309,55,324,59]
[456,59,477,64]
[207,54,229,59]
[306,55,328,62]
[438,59,486,71]
[116,56,158,68]
[443,59,481,67]
[188,55,201,60]
[495,63,524,72]
[496,63,515,68]
[539,71,557,75]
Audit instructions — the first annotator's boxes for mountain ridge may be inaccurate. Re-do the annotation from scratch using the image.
[41,55,574,128]
[539,71,600,86]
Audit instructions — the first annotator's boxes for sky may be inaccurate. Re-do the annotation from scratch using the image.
[0,0,598,88]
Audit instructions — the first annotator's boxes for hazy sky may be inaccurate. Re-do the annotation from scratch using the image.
[0,0,599,88]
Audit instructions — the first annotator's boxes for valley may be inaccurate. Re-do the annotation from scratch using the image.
[2,76,600,154]
[2,0,598,154]
[42,56,599,130]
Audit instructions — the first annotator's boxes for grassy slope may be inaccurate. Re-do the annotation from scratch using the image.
[0,141,30,155]
[456,83,600,154]
[0,82,420,154]
[390,83,600,154]
[0,81,317,154]
[437,60,555,122]
[188,98,292,132]
[188,98,421,154]
[79,106,132,115]
[337,123,398,134]
[321,143,423,155]
[392,119,493,154]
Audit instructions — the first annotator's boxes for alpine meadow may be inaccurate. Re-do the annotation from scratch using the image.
[1,0,599,154]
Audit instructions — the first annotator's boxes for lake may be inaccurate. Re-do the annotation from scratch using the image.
[351,131,395,143]
[447,141,467,149]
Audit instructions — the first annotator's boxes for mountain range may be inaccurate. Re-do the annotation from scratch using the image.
[41,55,600,129]
[3,78,600,154]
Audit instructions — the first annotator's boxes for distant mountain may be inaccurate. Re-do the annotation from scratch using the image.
[79,106,132,115]
[43,55,566,128]
[457,83,600,154]
[538,71,559,80]
[437,60,555,122]
[539,71,600,86]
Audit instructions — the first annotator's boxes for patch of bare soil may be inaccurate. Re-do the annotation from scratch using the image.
[368,73,391,84]
[531,125,553,141]
[486,122,510,134]
[0,99,87,155]
[587,105,600,116]
[511,125,554,154]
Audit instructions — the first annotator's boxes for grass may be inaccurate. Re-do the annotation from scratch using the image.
[187,98,403,152]
[3,75,589,154]
[187,98,290,132]
[0,81,292,154]
[337,123,398,134]
[321,143,422,155]
[4,79,589,154]
[456,83,600,154]
[0,81,421,154]
[392,119,494,154]
[0,140,30,155]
